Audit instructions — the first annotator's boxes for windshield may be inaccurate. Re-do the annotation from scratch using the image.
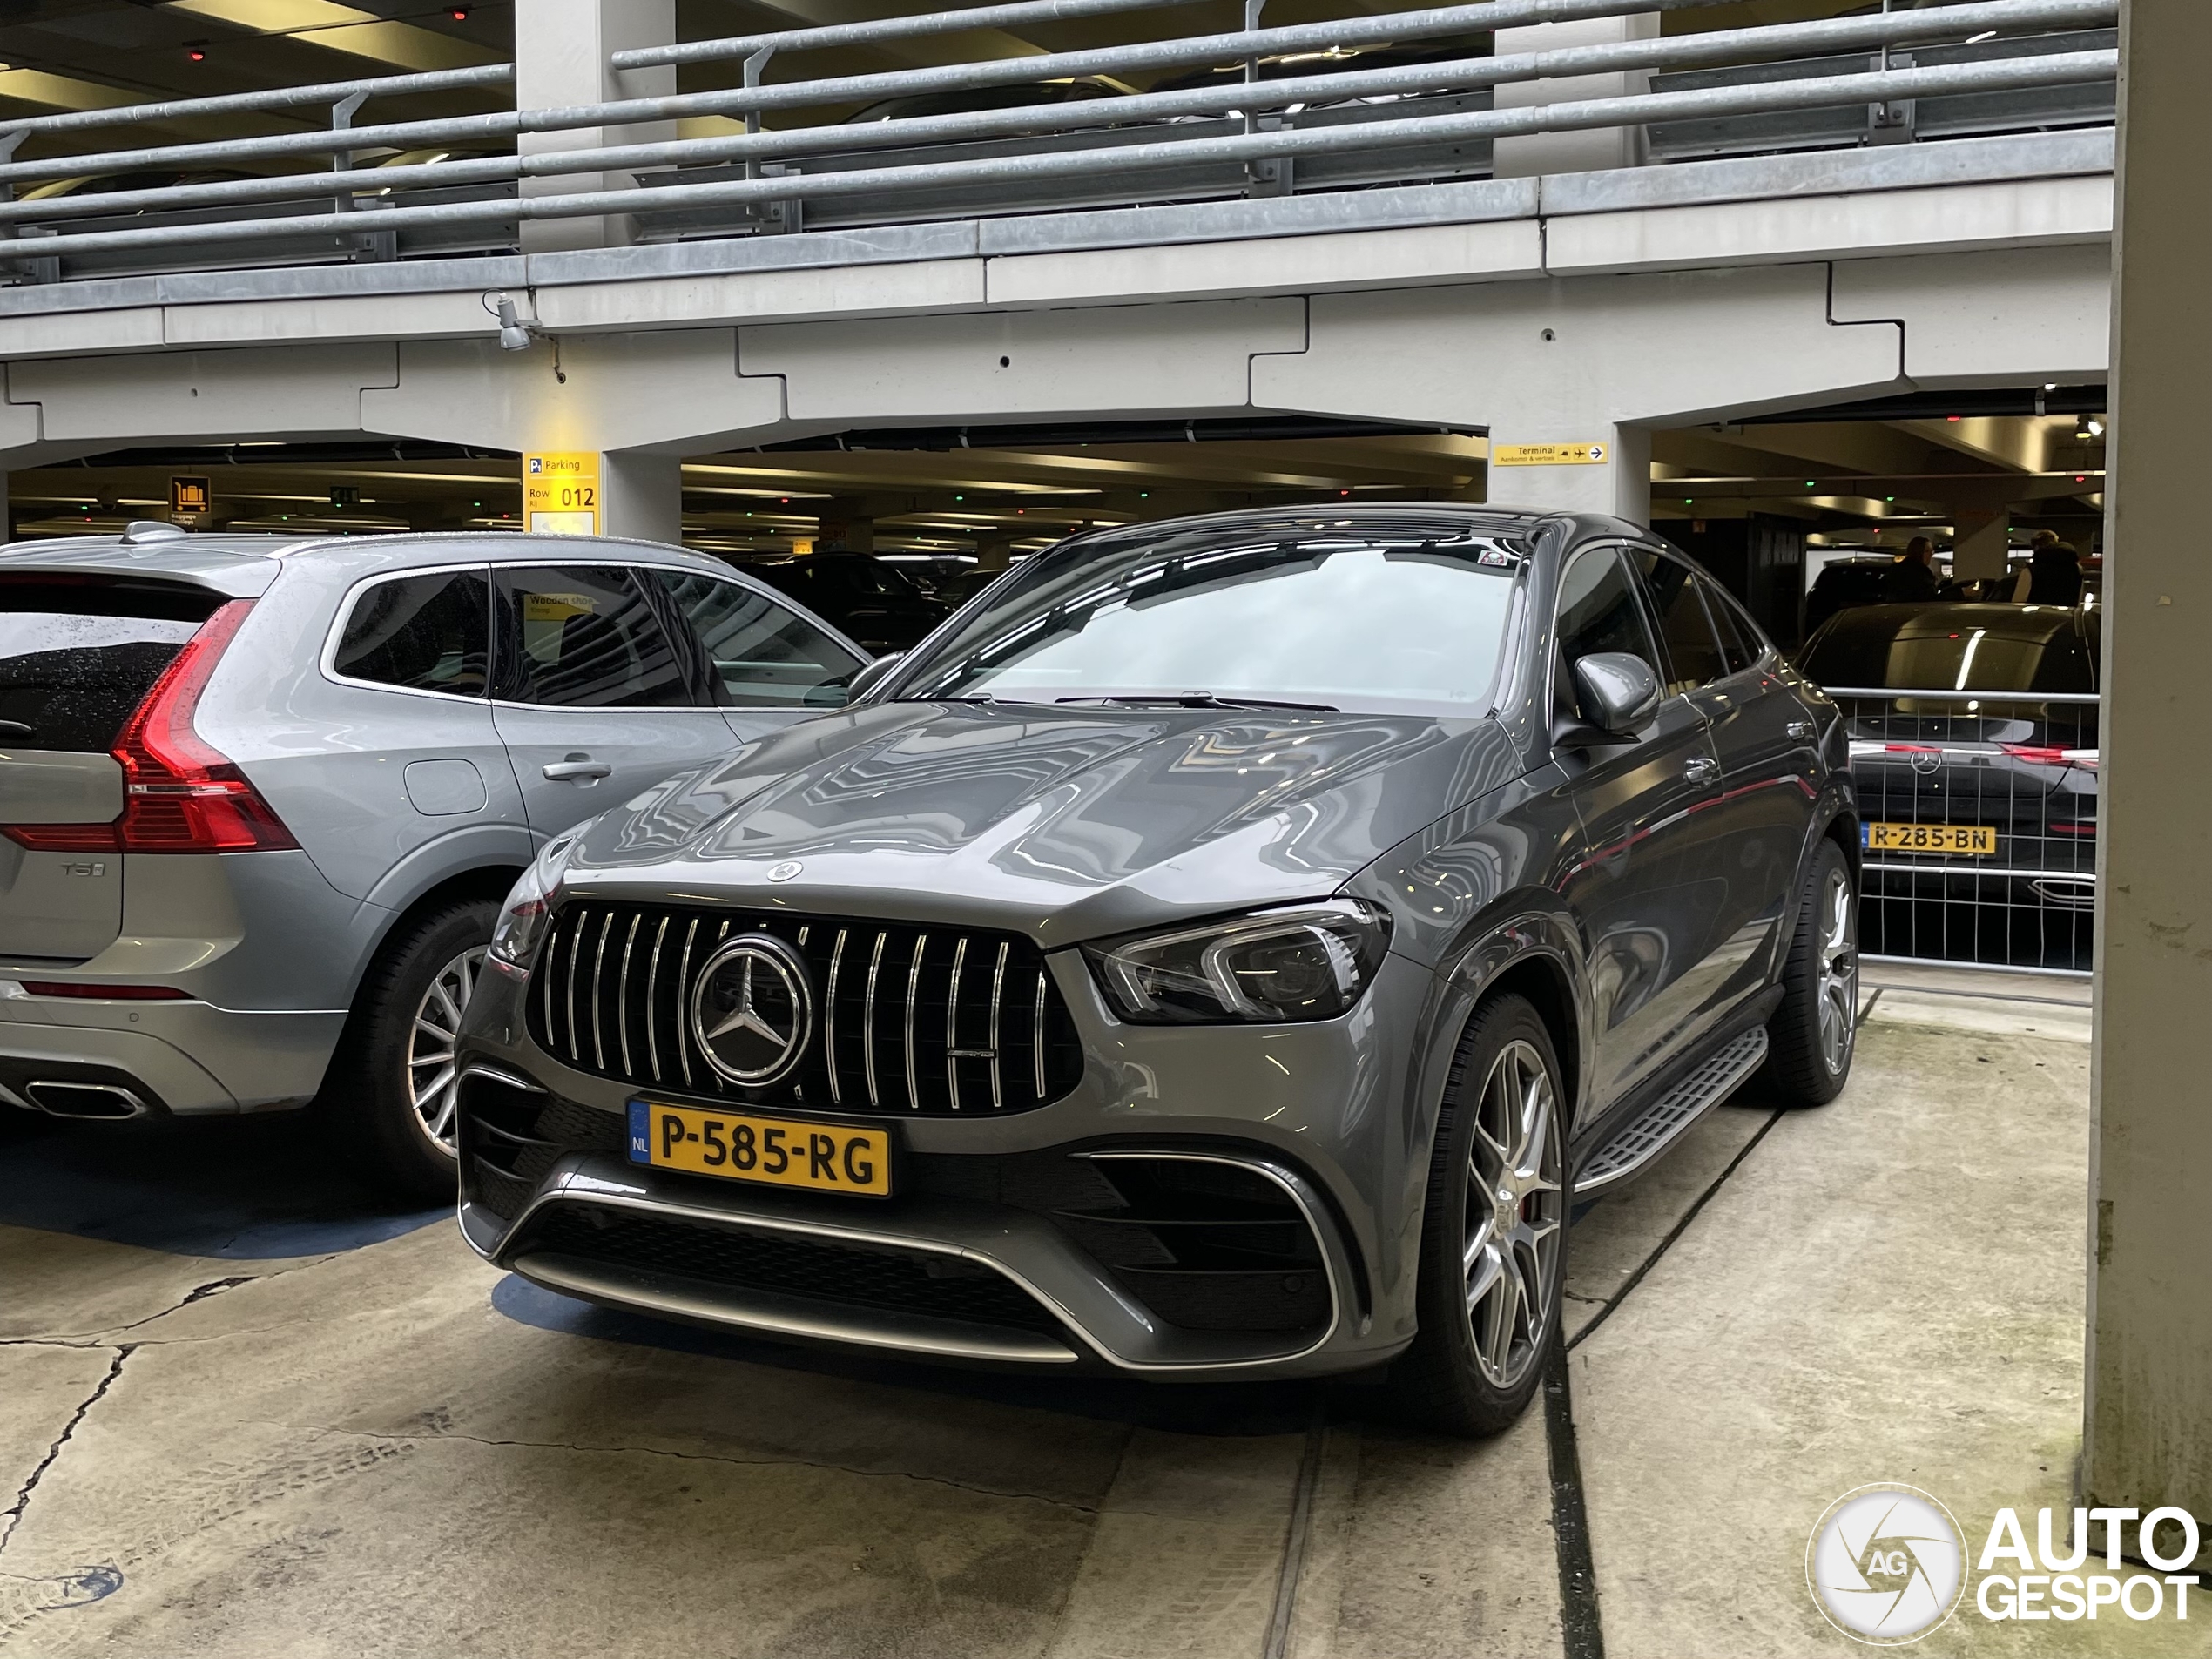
[896,523,1522,716]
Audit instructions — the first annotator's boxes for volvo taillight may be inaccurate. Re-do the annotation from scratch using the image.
[2,598,296,854]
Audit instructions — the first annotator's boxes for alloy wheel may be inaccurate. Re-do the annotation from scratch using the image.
[1462,1038,1565,1390]
[1817,866,1859,1077]
[407,944,485,1157]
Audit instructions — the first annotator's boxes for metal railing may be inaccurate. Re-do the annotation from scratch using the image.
[1828,686,2099,975]
[0,0,2118,285]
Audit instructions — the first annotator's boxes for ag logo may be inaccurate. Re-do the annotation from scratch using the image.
[1808,1485,1966,1644]
[689,934,813,1086]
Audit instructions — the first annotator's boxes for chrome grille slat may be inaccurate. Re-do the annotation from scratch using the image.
[527,904,1076,1117]
[644,916,669,1084]
[988,941,1007,1113]
[1033,969,1049,1100]
[863,930,886,1109]
[615,914,640,1077]
[945,936,968,1111]
[563,909,582,1063]
[674,918,699,1089]
[825,927,847,1105]
[589,911,613,1071]
[904,932,927,1110]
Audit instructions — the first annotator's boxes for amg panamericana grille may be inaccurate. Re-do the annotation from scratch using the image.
[526,900,1084,1115]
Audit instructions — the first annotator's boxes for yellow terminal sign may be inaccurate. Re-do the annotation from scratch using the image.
[1493,442,1610,467]
[524,451,600,535]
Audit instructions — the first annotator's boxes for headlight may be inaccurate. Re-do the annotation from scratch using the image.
[1084,900,1391,1024]
[486,834,576,980]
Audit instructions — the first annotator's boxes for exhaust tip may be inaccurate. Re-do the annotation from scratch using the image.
[24,1081,148,1120]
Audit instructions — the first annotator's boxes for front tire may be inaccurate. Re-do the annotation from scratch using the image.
[1762,839,1858,1107]
[325,899,496,1204]
[1389,994,1568,1438]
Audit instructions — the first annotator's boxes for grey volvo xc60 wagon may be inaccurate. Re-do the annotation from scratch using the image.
[0,524,866,1197]
[455,506,1860,1433]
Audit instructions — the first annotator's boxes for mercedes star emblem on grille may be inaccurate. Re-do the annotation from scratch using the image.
[689,934,814,1086]
[767,860,804,882]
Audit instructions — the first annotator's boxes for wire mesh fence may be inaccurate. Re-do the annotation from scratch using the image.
[1829,687,2098,974]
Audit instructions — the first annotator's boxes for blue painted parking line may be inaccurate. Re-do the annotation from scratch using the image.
[0,1115,443,1259]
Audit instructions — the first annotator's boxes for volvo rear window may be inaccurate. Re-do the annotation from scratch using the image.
[0,575,221,752]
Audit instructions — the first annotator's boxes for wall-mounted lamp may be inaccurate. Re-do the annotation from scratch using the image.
[493,293,540,352]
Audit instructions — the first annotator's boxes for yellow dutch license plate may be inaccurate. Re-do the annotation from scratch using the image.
[626,1100,891,1197]
[1865,822,1997,855]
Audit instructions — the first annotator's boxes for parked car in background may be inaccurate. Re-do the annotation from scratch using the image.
[456,505,1858,1436]
[0,525,865,1197]
[1797,600,2098,971]
[750,551,954,652]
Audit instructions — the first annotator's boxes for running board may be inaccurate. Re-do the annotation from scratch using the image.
[1576,1028,1769,1197]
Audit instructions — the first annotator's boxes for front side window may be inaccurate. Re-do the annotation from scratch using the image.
[333,569,490,697]
[495,566,691,708]
[648,570,865,708]
[896,521,1523,716]
[1629,550,1726,696]
[1554,547,1662,725]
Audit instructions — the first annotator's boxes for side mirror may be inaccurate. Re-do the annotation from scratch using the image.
[845,651,905,701]
[1567,652,1662,742]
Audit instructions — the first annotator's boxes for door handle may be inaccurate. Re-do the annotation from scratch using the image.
[1684,755,1721,785]
[1785,719,1816,740]
[543,756,611,782]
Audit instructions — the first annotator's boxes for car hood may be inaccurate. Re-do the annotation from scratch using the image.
[563,699,1525,947]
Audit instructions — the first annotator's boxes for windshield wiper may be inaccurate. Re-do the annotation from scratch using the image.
[1055,693,1340,713]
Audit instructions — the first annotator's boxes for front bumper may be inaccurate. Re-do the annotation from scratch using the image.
[455,948,1441,1380]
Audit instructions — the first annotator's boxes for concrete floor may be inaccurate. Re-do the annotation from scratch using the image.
[0,977,2188,1658]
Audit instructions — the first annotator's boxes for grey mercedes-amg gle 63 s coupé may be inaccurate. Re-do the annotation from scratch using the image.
[455,506,1859,1434]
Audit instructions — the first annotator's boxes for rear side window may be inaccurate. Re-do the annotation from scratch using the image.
[1700,578,1764,674]
[496,566,692,708]
[648,571,864,708]
[334,570,490,696]
[1630,550,1726,695]
[1554,548,1662,724]
[0,575,219,752]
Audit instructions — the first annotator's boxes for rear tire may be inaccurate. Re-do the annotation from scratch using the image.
[1761,839,1858,1107]
[1388,994,1568,1438]
[324,899,496,1205]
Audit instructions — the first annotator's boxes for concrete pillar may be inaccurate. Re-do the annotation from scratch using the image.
[1950,510,2011,583]
[2083,0,2212,1571]
[974,535,1017,573]
[1490,13,1659,179]
[514,0,676,253]
[603,451,682,544]
[1483,425,1651,525]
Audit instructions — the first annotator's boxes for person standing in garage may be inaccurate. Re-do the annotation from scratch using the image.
[2020,530,2085,605]
[1885,536,1941,602]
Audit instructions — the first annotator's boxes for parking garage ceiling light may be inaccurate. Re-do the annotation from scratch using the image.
[163,0,495,71]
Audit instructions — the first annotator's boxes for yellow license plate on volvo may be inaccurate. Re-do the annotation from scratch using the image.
[627,1100,891,1197]
[1865,822,1997,855]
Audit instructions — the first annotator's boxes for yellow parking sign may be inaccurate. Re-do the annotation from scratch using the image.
[524,452,599,535]
[1492,442,1610,467]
